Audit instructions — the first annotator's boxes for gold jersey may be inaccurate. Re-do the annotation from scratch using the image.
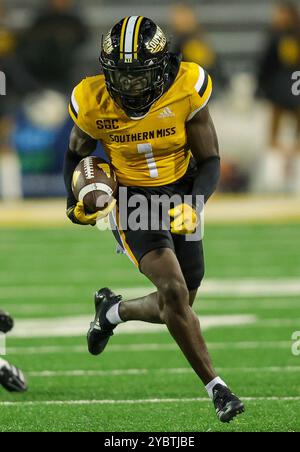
[69,61,212,187]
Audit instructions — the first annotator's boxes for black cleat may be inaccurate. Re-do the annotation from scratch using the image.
[0,311,14,334]
[213,384,245,423]
[87,288,122,356]
[0,360,27,392]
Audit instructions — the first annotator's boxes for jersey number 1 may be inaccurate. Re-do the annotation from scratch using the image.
[137,143,158,178]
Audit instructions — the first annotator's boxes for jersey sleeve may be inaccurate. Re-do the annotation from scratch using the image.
[68,80,97,139]
[187,64,213,121]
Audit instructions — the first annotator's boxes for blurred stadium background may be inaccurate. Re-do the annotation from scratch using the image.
[0,0,300,432]
[1,0,300,199]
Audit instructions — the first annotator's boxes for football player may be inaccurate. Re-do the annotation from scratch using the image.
[64,17,244,422]
[0,310,27,392]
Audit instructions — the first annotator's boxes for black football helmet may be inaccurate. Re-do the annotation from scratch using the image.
[100,16,180,117]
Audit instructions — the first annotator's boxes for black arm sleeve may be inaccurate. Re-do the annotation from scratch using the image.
[192,155,221,206]
[63,148,82,210]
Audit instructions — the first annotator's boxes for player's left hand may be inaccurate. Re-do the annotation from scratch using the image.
[169,203,198,235]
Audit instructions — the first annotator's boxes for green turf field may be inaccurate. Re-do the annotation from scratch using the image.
[0,223,299,432]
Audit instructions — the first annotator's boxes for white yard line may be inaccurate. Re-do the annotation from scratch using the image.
[1,397,300,407]
[201,280,300,296]
[1,279,300,300]
[26,366,300,378]
[9,314,256,338]
[2,298,300,315]
[7,314,300,339]
[113,281,300,297]
[255,319,300,327]
[195,300,300,310]
[6,340,292,355]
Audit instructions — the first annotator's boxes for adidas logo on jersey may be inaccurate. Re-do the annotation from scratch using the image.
[157,107,175,119]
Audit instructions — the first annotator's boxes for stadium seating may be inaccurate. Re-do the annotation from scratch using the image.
[7,0,275,75]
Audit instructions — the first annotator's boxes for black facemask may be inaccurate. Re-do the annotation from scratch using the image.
[101,56,169,117]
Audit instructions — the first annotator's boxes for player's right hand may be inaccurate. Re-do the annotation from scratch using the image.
[67,202,99,226]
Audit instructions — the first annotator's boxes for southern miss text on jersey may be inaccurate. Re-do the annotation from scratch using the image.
[69,61,212,187]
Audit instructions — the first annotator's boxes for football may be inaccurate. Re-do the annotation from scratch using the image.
[72,156,118,213]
